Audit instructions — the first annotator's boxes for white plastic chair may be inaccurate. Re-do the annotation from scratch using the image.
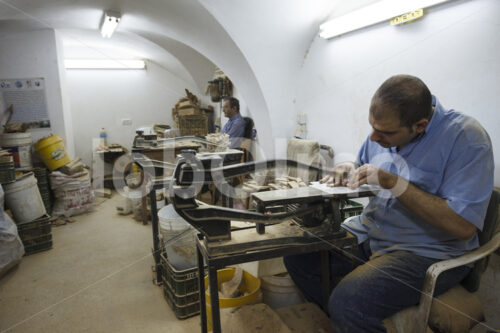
[389,190,500,333]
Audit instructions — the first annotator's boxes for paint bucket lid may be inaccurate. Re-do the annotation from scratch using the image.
[0,132,32,146]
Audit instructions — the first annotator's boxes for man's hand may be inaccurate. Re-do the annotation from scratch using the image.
[320,162,356,186]
[347,164,398,190]
[346,164,477,240]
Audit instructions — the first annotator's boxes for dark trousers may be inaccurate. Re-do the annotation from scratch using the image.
[284,241,471,333]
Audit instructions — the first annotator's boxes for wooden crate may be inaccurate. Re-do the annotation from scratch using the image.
[178,114,208,136]
[177,107,200,116]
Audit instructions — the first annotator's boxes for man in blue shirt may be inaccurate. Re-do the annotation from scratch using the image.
[221,97,246,149]
[284,75,494,332]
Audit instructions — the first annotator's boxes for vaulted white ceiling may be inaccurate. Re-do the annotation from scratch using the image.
[0,0,375,152]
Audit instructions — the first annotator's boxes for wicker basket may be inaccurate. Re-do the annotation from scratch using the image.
[178,114,208,136]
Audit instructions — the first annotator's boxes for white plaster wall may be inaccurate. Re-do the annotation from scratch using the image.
[54,30,75,159]
[0,29,74,157]
[121,0,275,159]
[294,2,500,328]
[297,0,500,186]
[1,0,275,158]
[200,0,335,159]
[65,60,207,166]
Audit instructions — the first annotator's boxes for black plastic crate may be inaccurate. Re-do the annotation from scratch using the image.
[160,252,205,295]
[21,233,52,247]
[162,283,200,319]
[0,163,16,184]
[24,240,53,256]
[17,215,52,240]
[33,167,49,179]
[342,200,364,218]
[162,274,200,306]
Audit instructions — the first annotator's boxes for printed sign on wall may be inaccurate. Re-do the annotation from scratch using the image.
[0,78,50,128]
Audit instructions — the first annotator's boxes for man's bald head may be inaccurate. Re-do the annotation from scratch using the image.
[370,75,433,128]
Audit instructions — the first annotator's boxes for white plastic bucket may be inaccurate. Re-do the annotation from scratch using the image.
[260,273,304,309]
[4,172,46,223]
[117,186,133,215]
[156,198,165,209]
[0,132,33,170]
[158,204,197,270]
[127,187,143,221]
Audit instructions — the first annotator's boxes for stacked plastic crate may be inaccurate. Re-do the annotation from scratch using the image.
[160,252,205,319]
[0,152,16,184]
[33,167,52,215]
[17,215,53,255]
[341,199,364,219]
[10,167,53,256]
[2,170,53,256]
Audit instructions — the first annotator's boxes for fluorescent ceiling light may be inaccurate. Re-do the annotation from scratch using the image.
[64,59,146,69]
[100,11,121,38]
[319,0,453,39]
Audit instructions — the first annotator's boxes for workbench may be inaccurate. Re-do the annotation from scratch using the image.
[162,154,377,332]
[134,148,243,224]
[92,148,126,190]
[142,149,243,283]
[195,223,358,333]
[132,141,201,162]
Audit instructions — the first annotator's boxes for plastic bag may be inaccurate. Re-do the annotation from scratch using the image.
[50,170,95,217]
[0,185,24,277]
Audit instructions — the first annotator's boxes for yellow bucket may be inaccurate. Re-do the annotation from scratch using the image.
[205,268,261,331]
[34,135,71,171]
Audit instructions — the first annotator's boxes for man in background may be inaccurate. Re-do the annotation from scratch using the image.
[221,97,246,149]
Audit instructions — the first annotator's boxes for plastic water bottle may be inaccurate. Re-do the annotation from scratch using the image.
[99,128,107,146]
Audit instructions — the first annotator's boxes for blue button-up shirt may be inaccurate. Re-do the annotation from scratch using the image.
[343,96,494,259]
[221,113,246,149]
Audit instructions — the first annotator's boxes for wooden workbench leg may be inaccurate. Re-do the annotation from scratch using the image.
[209,265,221,333]
[197,244,208,333]
[321,250,330,312]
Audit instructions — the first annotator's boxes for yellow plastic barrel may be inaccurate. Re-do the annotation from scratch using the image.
[34,135,71,171]
[205,268,261,331]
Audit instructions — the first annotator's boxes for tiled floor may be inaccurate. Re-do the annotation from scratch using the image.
[0,194,199,332]
[1,192,498,332]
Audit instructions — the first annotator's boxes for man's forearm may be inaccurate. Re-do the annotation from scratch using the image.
[392,177,477,240]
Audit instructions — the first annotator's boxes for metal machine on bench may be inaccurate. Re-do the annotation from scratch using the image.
[169,151,379,255]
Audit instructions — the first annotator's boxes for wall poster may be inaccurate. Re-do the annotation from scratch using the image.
[0,77,51,129]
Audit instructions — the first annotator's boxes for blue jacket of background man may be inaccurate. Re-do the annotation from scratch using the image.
[221,113,246,149]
